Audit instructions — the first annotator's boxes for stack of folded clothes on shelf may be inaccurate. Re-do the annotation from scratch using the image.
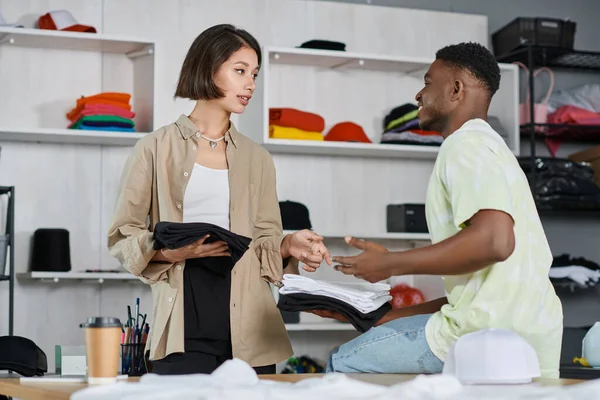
[277,274,392,332]
[518,157,600,210]
[66,92,136,132]
[269,108,325,141]
[549,253,600,292]
[380,103,442,146]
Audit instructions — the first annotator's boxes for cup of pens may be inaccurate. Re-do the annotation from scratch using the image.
[121,298,150,376]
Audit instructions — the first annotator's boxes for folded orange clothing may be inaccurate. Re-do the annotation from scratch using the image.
[269,108,325,133]
[77,92,131,105]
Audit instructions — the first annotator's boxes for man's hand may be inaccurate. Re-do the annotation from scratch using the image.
[306,310,349,323]
[332,236,392,283]
[281,230,332,272]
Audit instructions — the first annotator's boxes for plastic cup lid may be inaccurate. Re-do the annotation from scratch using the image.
[80,317,122,328]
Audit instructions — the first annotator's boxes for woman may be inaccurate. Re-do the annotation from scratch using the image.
[107,24,330,375]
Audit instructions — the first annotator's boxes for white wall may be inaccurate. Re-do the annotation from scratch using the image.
[0,0,489,372]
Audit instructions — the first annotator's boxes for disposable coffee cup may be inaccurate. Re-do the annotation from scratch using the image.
[80,317,122,384]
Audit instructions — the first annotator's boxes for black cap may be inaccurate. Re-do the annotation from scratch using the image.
[279,201,312,230]
[79,317,122,328]
[0,336,47,377]
[298,39,346,52]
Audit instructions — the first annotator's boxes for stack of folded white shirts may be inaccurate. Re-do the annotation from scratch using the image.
[279,274,392,313]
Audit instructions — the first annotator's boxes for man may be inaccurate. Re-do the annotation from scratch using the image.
[315,42,563,378]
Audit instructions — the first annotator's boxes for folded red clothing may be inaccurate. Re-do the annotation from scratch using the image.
[269,108,325,133]
[411,129,442,136]
[68,103,136,122]
[548,105,600,125]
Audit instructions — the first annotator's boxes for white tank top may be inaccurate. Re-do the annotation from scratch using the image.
[182,163,230,230]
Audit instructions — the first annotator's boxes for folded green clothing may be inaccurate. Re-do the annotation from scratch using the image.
[70,115,135,129]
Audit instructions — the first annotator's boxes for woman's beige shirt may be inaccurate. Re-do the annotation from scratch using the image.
[107,115,296,367]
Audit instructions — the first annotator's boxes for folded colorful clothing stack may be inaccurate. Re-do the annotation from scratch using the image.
[380,103,442,146]
[66,92,136,132]
[269,108,325,141]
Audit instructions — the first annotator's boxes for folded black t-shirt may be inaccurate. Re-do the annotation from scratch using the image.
[277,292,392,333]
[152,222,252,353]
[153,222,251,264]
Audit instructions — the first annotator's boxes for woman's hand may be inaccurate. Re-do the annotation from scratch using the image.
[281,230,332,272]
[160,235,230,262]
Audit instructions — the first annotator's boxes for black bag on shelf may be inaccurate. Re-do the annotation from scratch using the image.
[518,157,600,210]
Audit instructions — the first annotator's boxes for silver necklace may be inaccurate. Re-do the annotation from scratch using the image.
[200,133,225,149]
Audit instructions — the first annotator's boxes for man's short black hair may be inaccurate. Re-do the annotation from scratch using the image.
[435,42,500,97]
[175,24,261,100]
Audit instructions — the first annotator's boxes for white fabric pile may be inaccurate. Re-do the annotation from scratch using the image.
[70,358,600,400]
[279,274,392,313]
[549,265,600,287]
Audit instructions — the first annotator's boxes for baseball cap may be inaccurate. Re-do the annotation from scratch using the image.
[0,12,24,28]
[279,201,312,230]
[38,10,96,33]
[324,122,372,143]
[0,335,48,377]
[443,328,541,384]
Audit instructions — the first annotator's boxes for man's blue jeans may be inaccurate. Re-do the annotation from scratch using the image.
[326,314,444,373]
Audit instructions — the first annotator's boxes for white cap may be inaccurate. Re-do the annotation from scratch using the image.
[0,12,24,28]
[38,10,96,33]
[442,328,541,384]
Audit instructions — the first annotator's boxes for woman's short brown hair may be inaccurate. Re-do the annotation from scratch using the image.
[174,24,262,100]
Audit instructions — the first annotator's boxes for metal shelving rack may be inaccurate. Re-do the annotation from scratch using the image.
[496,45,600,203]
[0,186,14,336]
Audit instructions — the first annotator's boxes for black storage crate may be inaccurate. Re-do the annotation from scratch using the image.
[492,17,576,57]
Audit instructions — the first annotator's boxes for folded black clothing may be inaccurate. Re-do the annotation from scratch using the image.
[153,222,252,266]
[153,222,252,344]
[184,259,232,342]
[277,293,392,333]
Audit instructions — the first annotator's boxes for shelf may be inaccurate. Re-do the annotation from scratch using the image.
[283,230,430,241]
[263,139,439,160]
[0,27,154,57]
[536,203,600,213]
[285,323,356,331]
[520,124,600,143]
[267,46,431,73]
[496,45,600,71]
[17,271,140,283]
[0,127,147,146]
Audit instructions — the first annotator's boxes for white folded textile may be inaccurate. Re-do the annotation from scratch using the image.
[70,358,600,400]
[279,274,392,314]
[549,265,600,287]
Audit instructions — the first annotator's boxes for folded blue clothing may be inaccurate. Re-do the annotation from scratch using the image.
[79,120,134,129]
[77,125,136,132]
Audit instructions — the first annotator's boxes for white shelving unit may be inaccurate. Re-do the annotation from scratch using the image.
[0,27,156,146]
[0,127,146,146]
[283,230,430,242]
[239,46,520,158]
[17,271,140,284]
[262,139,438,159]
[0,27,154,54]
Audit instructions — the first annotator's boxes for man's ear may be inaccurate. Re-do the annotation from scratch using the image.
[451,79,465,102]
